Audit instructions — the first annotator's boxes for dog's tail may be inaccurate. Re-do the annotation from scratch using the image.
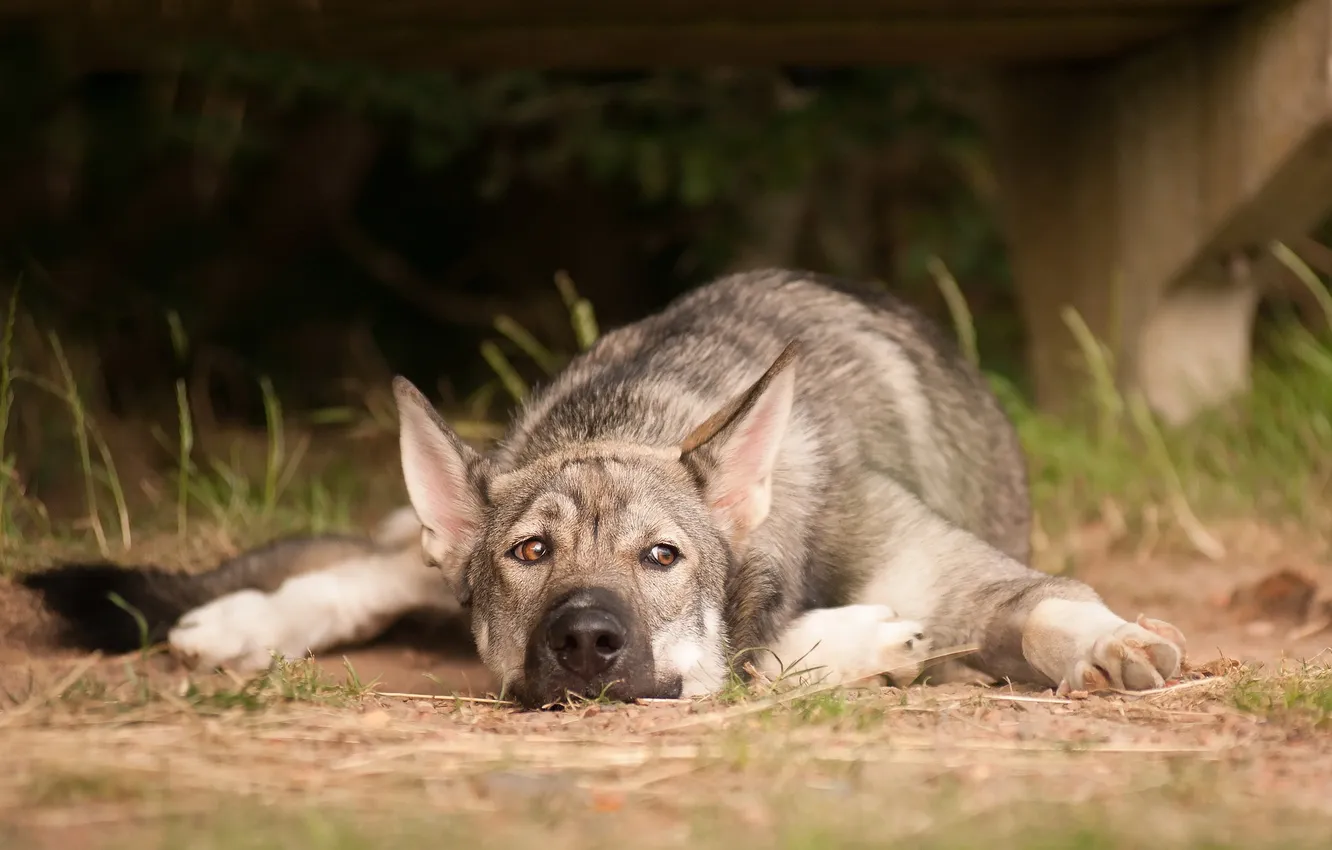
[19,517,415,654]
[19,559,242,653]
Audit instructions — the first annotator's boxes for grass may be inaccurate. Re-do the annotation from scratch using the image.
[0,652,370,720]
[1002,326,1332,539]
[925,244,1332,564]
[2,657,1332,848]
[1232,656,1332,728]
[0,271,609,552]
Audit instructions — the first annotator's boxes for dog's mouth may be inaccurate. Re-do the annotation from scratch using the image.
[517,586,663,709]
[513,675,684,710]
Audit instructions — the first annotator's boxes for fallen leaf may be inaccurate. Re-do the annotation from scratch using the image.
[1227,569,1318,624]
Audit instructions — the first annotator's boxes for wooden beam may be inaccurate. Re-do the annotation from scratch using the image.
[10,0,1249,69]
[981,0,1332,416]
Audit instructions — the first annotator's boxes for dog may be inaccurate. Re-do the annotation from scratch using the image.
[21,269,1186,708]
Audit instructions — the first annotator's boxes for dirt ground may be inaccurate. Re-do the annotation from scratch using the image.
[2,517,1332,848]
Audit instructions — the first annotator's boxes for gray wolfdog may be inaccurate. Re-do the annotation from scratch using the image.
[22,270,1186,708]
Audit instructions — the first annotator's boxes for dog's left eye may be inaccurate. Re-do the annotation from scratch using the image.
[643,544,680,567]
[511,537,549,562]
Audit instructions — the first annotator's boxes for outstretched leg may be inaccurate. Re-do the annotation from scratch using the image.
[849,485,1184,693]
[169,546,457,673]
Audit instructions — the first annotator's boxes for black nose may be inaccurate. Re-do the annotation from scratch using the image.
[546,607,626,680]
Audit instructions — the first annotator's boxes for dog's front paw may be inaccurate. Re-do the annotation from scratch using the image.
[869,615,931,686]
[1024,600,1187,693]
[763,604,930,687]
[1068,614,1186,692]
[167,590,286,673]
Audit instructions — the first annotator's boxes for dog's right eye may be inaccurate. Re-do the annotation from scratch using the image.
[511,537,549,562]
[643,543,680,568]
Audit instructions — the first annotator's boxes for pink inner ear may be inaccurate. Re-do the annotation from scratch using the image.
[706,369,794,529]
[717,400,785,487]
[413,464,475,545]
[399,406,479,548]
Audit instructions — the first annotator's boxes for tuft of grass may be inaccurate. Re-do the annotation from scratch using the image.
[1231,659,1332,728]
[106,592,153,657]
[46,655,372,716]
[712,670,757,705]
[1063,305,1223,559]
[494,313,564,376]
[192,655,374,711]
[10,330,134,554]
[47,332,109,553]
[555,270,600,351]
[258,375,286,519]
[1272,239,1332,329]
[0,293,366,545]
[545,680,624,710]
[787,689,854,723]
[479,339,529,404]
[927,255,1332,548]
[927,255,978,368]
[167,309,194,537]
[474,271,604,412]
[168,387,356,541]
[1010,320,1332,540]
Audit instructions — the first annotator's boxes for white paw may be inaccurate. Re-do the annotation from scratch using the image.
[1026,600,1187,693]
[1069,615,1186,693]
[763,604,930,687]
[167,590,290,673]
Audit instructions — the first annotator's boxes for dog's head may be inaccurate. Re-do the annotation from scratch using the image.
[391,343,799,708]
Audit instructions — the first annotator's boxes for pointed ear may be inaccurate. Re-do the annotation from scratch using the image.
[392,376,486,580]
[680,341,799,542]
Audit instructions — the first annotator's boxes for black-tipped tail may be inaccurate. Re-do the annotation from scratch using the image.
[18,563,210,654]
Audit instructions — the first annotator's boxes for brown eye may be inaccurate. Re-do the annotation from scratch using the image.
[645,544,680,567]
[512,537,548,562]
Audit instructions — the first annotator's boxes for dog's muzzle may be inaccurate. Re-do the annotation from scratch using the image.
[520,587,656,707]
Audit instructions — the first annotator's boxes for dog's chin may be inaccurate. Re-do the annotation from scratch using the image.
[654,675,684,700]
[513,674,682,710]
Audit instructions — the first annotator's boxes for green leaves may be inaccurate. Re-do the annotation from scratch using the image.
[172,57,959,212]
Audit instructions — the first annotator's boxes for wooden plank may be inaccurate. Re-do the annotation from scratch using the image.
[38,14,1239,69]
[12,0,1252,21]
[282,0,1247,27]
[7,0,1252,68]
